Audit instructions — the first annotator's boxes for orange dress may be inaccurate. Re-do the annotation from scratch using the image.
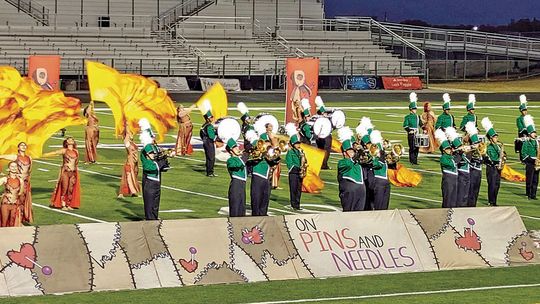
[84,110,99,163]
[420,110,439,153]
[51,149,81,208]
[175,109,193,156]
[16,154,33,223]
[119,138,141,196]
[1,176,22,227]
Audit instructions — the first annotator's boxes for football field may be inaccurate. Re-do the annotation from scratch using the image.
[8,99,540,303]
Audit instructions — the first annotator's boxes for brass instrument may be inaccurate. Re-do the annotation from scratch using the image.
[496,141,507,170]
[299,147,308,178]
[472,142,487,159]
[249,140,267,160]
[385,143,404,165]
[264,139,288,162]
[353,145,373,165]
[534,138,540,170]
[156,147,174,172]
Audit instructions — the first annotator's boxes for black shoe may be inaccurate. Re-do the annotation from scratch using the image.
[206,173,217,177]
[292,206,303,211]
[489,203,497,207]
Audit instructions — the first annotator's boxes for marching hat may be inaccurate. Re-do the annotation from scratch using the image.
[285,123,300,145]
[442,93,451,110]
[237,102,250,121]
[524,114,536,134]
[338,127,354,152]
[467,94,476,111]
[315,96,326,114]
[245,130,259,146]
[370,129,384,151]
[519,94,528,112]
[226,138,238,151]
[435,129,451,151]
[445,127,462,148]
[465,121,480,144]
[481,117,498,139]
[409,92,418,110]
[138,118,155,146]
[301,98,311,117]
[202,99,213,119]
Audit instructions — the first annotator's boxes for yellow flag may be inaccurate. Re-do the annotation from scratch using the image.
[388,163,422,187]
[86,61,177,142]
[0,67,86,158]
[195,83,228,120]
[501,164,525,182]
[300,144,325,193]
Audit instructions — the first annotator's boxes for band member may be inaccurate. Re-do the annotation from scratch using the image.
[482,117,503,206]
[0,162,23,227]
[465,122,482,207]
[370,130,390,210]
[175,104,193,156]
[403,93,422,165]
[356,117,375,210]
[315,96,332,169]
[118,128,141,198]
[420,102,438,153]
[84,101,99,164]
[337,127,365,212]
[435,129,457,208]
[43,137,81,210]
[435,93,455,130]
[299,98,313,144]
[446,127,469,207]
[139,120,162,220]
[0,142,33,223]
[200,101,217,177]
[285,124,305,211]
[226,138,246,217]
[460,94,477,131]
[260,123,282,190]
[521,115,539,200]
[516,95,529,159]
[237,102,254,151]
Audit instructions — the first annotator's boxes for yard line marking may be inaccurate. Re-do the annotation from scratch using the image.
[521,215,540,221]
[160,209,195,213]
[37,168,49,172]
[32,203,107,223]
[243,282,540,304]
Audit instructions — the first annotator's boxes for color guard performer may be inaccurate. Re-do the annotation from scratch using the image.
[516,95,529,160]
[465,122,482,207]
[200,100,217,177]
[175,104,194,156]
[460,94,477,131]
[370,130,391,210]
[0,142,33,223]
[446,127,469,207]
[225,138,247,217]
[83,101,99,164]
[482,117,503,206]
[435,93,455,130]
[521,115,539,200]
[337,127,365,211]
[0,162,23,227]
[403,93,422,165]
[299,98,313,144]
[285,123,305,211]
[315,96,332,169]
[118,128,141,198]
[435,129,457,208]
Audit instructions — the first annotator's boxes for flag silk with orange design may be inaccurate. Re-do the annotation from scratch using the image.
[388,163,422,187]
[0,66,86,158]
[285,58,319,124]
[501,164,525,182]
[300,143,325,193]
[194,83,228,120]
[86,61,177,142]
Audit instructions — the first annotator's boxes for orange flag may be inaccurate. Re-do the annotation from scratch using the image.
[86,61,177,142]
[195,82,228,120]
[300,144,325,193]
[388,163,422,187]
[501,164,525,182]
[331,138,342,153]
[0,66,86,158]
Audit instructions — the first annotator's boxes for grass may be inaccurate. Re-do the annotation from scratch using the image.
[3,100,539,303]
[429,77,540,92]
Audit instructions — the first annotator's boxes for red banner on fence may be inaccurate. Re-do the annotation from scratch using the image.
[381,76,422,90]
[28,55,61,91]
[285,58,320,124]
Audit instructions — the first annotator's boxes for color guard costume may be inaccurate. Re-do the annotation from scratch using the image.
[403,93,422,165]
[465,121,482,207]
[175,105,194,156]
[0,142,33,223]
[482,117,502,206]
[521,115,539,200]
[436,129,458,208]
[226,138,247,217]
[516,95,529,160]
[285,124,304,210]
[370,130,390,210]
[200,101,217,177]
[0,162,22,227]
[337,127,365,212]
[314,96,332,169]
[435,93,456,131]
[83,101,99,164]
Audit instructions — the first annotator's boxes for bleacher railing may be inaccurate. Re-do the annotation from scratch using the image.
[4,0,49,26]
[153,0,215,31]
[0,13,154,28]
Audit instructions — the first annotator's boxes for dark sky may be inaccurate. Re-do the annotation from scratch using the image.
[325,0,540,25]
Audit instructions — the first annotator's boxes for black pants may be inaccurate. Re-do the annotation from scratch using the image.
[467,168,482,207]
[525,159,539,199]
[486,165,501,206]
[339,179,365,212]
[228,178,246,217]
[316,136,332,169]
[202,138,215,175]
[441,172,458,208]
[407,133,419,165]
[250,175,270,216]
[362,166,375,210]
[373,177,390,210]
[142,173,161,220]
[288,172,303,209]
[457,170,470,207]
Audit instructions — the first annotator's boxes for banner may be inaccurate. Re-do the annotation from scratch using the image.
[28,55,61,91]
[151,77,190,91]
[347,76,381,90]
[285,58,320,124]
[381,76,423,90]
[200,78,241,92]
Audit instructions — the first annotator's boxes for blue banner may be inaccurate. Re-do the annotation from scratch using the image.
[347,76,381,90]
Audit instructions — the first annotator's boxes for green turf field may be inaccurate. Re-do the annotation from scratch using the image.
[6,99,540,303]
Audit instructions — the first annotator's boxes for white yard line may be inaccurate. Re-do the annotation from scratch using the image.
[32,202,107,223]
[243,283,540,304]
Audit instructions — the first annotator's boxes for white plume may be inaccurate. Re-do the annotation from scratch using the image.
[315,96,324,108]
[465,121,478,135]
[468,94,476,104]
[285,123,298,137]
[338,126,353,143]
[443,93,451,103]
[202,99,211,113]
[409,92,418,103]
[445,127,459,141]
[245,130,259,143]
[481,117,493,132]
[520,94,527,105]
[356,124,368,137]
[435,129,448,144]
[359,116,374,130]
[370,130,383,145]
[524,114,535,127]
[237,102,249,115]
[301,98,311,110]
[138,118,151,130]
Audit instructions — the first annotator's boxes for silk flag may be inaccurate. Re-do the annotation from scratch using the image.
[501,164,525,182]
[285,58,319,124]
[194,82,228,120]
[86,61,177,142]
[300,143,325,193]
[388,163,422,187]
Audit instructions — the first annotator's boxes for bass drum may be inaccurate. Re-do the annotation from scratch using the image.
[313,117,332,138]
[253,113,279,135]
[330,109,346,129]
[215,117,241,142]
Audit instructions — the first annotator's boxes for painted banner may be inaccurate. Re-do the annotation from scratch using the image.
[381,76,423,90]
[151,77,190,91]
[200,78,241,92]
[285,58,320,124]
[347,76,381,90]
[28,55,61,91]
[0,207,537,297]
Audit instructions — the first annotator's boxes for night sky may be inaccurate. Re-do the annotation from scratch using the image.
[324,0,540,25]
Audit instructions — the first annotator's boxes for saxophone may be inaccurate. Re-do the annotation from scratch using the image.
[496,141,507,170]
[299,147,308,178]
[534,138,540,170]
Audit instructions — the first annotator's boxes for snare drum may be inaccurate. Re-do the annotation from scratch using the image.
[415,134,429,147]
[478,135,486,143]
